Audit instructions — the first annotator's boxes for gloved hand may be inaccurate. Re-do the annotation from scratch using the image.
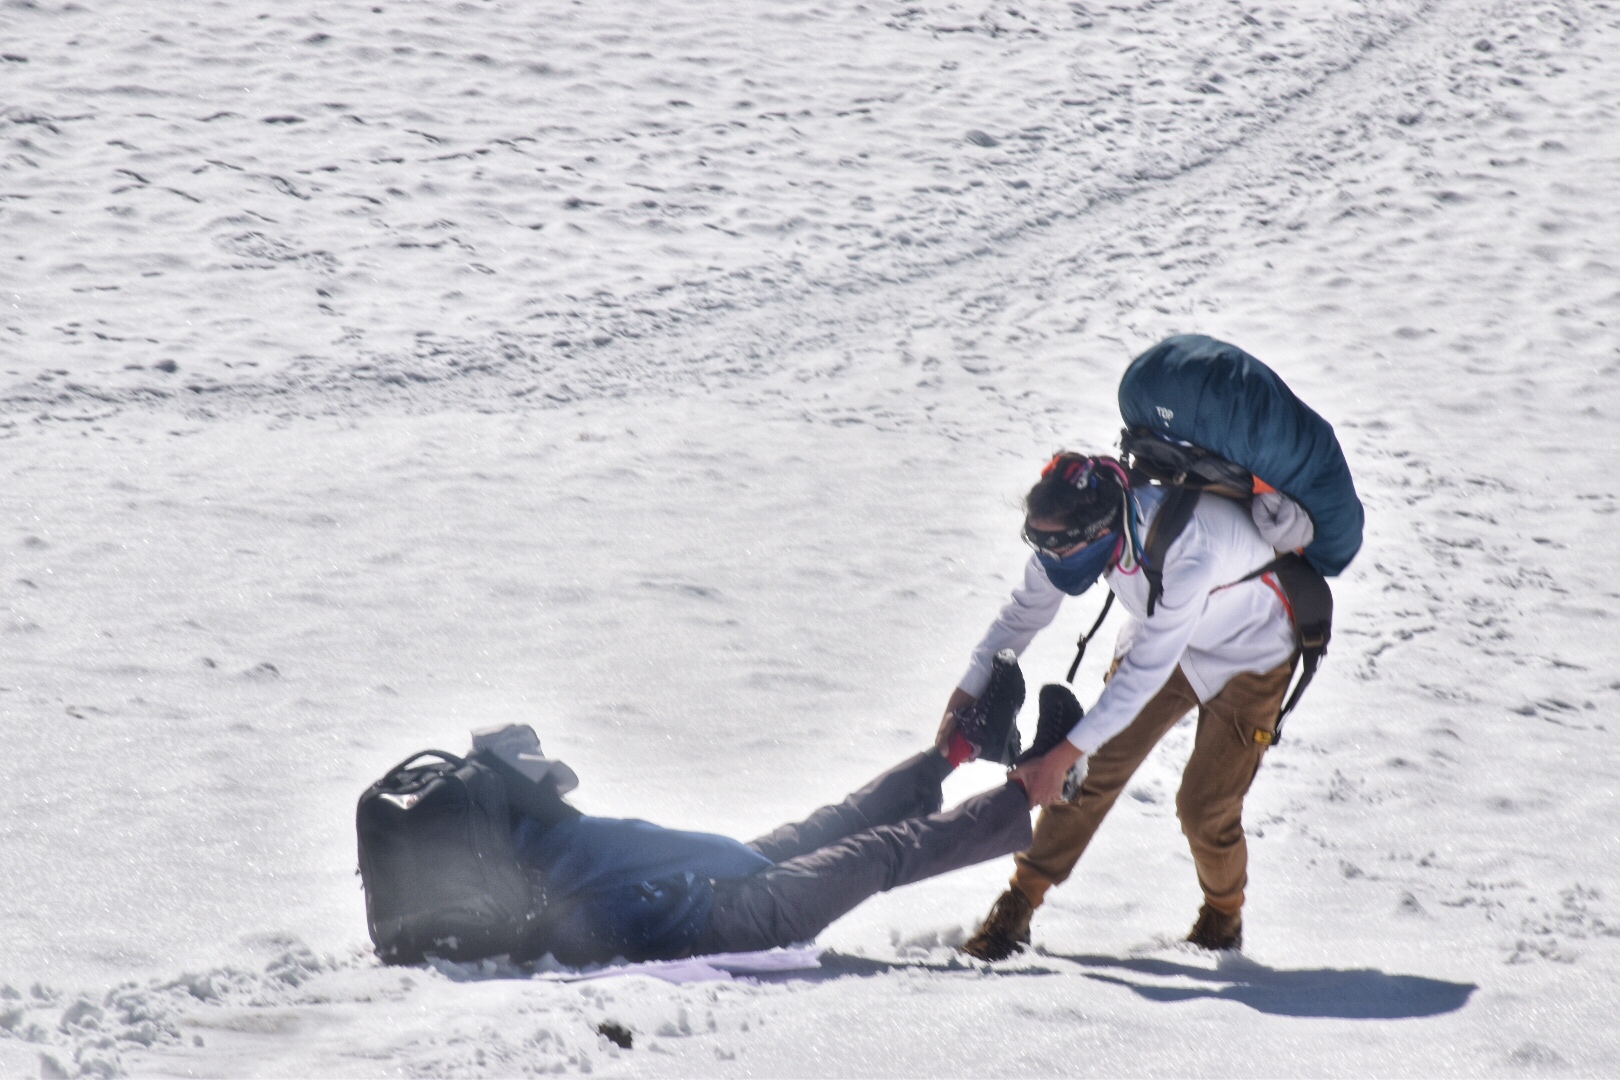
[1252,490,1315,553]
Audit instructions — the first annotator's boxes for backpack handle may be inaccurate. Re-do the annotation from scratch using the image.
[383,749,466,783]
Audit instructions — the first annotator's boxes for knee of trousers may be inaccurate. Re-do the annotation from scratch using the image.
[1174,789,1247,848]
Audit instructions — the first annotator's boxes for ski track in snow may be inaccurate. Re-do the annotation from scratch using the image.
[3,0,1620,1076]
[4,0,1421,409]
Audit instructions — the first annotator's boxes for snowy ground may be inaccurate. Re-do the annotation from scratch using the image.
[3,0,1619,1075]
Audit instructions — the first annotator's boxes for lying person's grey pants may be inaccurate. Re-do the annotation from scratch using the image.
[693,752,1033,954]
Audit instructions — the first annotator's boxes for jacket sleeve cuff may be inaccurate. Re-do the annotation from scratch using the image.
[957,657,993,700]
[1066,720,1107,757]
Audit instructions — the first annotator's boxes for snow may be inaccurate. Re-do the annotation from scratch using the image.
[2,0,1618,1075]
[537,948,826,985]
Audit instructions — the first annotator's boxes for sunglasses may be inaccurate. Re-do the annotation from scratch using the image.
[1022,520,1099,553]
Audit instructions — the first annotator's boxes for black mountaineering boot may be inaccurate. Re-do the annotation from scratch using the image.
[954,650,1026,765]
[1017,683,1084,764]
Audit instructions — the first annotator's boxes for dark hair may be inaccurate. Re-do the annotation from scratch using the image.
[1025,452,1126,538]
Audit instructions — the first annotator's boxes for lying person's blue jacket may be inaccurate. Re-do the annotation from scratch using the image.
[514,814,770,965]
[487,729,1018,967]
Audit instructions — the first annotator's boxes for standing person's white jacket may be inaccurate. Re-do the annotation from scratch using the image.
[959,488,1295,756]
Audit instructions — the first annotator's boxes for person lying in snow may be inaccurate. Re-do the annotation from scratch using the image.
[501,654,1079,967]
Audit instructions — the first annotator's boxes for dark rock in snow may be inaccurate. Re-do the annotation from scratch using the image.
[597,1021,633,1049]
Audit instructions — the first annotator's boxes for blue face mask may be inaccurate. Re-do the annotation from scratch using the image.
[1038,533,1120,596]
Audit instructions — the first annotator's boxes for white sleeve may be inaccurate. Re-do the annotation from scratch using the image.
[957,555,1066,698]
[1066,525,1219,755]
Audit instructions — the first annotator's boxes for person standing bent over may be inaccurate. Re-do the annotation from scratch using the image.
[941,452,1299,958]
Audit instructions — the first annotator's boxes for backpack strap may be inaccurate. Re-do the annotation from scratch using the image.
[1241,552,1333,742]
[1064,590,1114,684]
[1142,487,1201,617]
[1062,485,1200,684]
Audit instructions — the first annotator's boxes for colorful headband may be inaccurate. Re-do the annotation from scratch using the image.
[1041,454,1130,491]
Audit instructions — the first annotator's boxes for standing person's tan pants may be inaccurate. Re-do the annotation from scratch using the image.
[1010,657,1296,916]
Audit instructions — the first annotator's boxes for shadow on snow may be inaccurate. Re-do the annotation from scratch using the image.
[1052,952,1476,1020]
[779,951,1474,1021]
[423,948,1475,1022]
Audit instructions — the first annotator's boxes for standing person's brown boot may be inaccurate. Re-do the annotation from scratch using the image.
[961,887,1035,961]
[1185,903,1243,950]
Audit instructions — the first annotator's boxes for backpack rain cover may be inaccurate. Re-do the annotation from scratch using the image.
[1118,334,1364,576]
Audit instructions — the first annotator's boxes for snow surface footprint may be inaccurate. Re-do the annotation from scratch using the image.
[3,0,1424,406]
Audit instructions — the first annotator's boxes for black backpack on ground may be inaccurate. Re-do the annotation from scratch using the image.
[356,749,539,964]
